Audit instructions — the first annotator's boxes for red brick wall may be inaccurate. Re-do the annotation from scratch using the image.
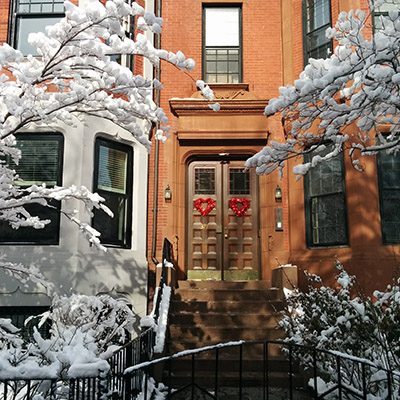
[147,0,286,274]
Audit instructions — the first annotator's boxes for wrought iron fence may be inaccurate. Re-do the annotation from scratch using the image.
[0,375,108,400]
[124,340,400,400]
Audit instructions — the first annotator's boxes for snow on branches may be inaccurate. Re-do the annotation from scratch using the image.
[281,260,400,397]
[0,0,198,257]
[0,0,195,147]
[0,294,135,381]
[246,1,400,177]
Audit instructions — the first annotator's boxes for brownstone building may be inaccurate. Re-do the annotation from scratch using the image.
[149,0,400,296]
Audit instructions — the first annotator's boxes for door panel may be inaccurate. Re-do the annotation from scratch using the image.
[187,160,259,280]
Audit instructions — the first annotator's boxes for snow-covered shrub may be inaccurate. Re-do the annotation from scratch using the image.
[281,260,400,397]
[0,293,135,398]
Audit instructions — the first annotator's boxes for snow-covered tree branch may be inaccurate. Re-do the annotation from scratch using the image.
[246,1,400,176]
[0,0,199,254]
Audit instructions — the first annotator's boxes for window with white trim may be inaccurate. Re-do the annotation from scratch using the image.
[203,6,242,84]
[93,138,133,248]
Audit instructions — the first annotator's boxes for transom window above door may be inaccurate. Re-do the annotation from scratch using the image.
[203,6,242,84]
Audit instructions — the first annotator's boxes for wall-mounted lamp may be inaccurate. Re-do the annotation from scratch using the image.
[164,184,172,201]
[275,184,282,202]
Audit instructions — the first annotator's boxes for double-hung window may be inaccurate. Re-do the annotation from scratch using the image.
[203,6,242,84]
[377,150,400,244]
[304,146,348,247]
[9,0,65,56]
[93,138,133,248]
[302,0,332,65]
[0,133,64,244]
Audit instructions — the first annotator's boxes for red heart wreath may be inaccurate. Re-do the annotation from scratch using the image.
[229,198,250,217]
[194,198,216,217]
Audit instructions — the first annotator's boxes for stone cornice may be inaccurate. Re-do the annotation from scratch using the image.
[169,84,269,117]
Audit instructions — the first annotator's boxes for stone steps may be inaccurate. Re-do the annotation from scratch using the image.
[163,279,296,389]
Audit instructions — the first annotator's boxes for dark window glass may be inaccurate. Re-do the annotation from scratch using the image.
[229,168,250,195]
[303,0,332,66]
[10,0,65,56]
[93,138,133,248]
[0,306,50,341]
[203,7,242,83]
[304,146,348,247]
[0,133,63,245]
[194,168,215,195]
[377,149,400,244]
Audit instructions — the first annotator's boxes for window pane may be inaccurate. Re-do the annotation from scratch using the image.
[380,191,400,243]
[377,149,400,244]
[195,168,215,194]
[305,0,330,31]
[205,8,239,47]
[17,16,63,55]
[230,168,250,195]
[205,48,240,84]
[310,194,347,245]
[93,191,128,244]
[98,146,128,194]
[12,138,62,186]
[0,133,63,244]
[304,0,332,64]
[305,145,348,247]
[17,0,64,14]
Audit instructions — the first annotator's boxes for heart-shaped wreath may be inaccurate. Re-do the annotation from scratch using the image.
[194,198,216,217]
[229,198,250,217]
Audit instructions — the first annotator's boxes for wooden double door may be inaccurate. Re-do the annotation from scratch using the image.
[187,160,259,280]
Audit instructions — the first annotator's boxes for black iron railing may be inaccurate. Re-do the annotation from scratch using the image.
[105,237,173,398]
[0,374,109,400]
[124,340,400,400]
[0,239,174,400]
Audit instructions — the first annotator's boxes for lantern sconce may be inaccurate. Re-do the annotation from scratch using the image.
[275,184,282,202]
[164,184,172,201]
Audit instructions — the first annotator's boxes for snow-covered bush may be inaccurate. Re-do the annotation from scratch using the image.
[281,261,400,397]
[0,293,135,398]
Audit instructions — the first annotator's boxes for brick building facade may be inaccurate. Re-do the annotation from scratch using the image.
[149,0,399,296]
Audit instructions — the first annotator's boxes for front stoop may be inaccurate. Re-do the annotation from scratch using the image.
[164,279,305,391]
[167,280,284,353]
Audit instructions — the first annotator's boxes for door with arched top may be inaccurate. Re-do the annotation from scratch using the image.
[187,159,259,280]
